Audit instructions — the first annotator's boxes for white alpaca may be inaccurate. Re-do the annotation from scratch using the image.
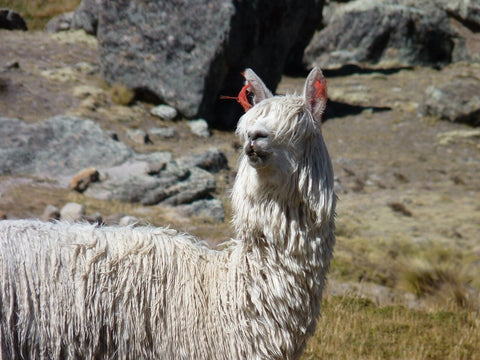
[0,67,336,360]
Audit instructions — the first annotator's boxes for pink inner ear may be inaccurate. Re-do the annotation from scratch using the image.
[314,78,327,100]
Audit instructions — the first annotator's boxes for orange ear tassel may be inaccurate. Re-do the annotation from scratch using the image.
[220,83,253,112]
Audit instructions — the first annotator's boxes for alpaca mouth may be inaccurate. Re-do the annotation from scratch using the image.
[246,147,267,166]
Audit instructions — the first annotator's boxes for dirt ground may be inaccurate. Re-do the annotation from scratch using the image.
[1,29,479,303]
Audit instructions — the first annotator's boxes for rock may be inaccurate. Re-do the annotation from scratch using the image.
[304,0,464,69]
[0,210,7,220]
[99,154,171,180]
[188,119,210,137]
[148,127,177,141]
[60,202,86,222]
[126,128,150,144]
[435,0,480,30]
[0,116,222,214]
[45,11,74,33]
[176,198,225,222]
[84,212,103,225]
[96,0,325,128]
[103,212,125,225]
[150,105,178,120]
[0,116,133,178]
[87,174,161,202]
[420,79,480,126]
[41,204,61,222]
[155,166,217,206]
[0,9,28,31]
[69,167,100,192]
[178,148,228,173]
[118,215,139,226]
[4,60,20,69]
[71,0,100,35]
[85,158,191,204]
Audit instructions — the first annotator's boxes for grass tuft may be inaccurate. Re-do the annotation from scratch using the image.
[108,82,136,106]
[302,295,480,360]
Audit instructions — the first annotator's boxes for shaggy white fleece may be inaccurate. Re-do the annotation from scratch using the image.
[0,67,335,360]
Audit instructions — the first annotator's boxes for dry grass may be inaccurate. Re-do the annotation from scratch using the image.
[0,0,81,29]
[302,295,480,360]
[322,201,480,359]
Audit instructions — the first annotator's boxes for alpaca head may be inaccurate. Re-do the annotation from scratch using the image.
[232,67,335,240]
[235,67,328,187]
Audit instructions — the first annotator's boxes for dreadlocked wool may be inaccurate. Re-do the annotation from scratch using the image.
[0,67,336,360]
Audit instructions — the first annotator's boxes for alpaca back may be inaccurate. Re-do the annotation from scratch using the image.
[0,220,244,360]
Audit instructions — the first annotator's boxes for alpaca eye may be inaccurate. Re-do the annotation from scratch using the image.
[248,130,269,141]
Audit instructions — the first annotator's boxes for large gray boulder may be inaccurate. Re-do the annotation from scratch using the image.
[435,0,480,30]
[0,116,132,177]
[305,0,467,69]
[71,0,100,35]
[96,0,324,128]
[420,78,480,127]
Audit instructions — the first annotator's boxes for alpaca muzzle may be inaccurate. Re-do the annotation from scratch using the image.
[245,138,269,167]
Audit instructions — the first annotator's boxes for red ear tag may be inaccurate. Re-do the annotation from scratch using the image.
[237,83,253,112]
[220,83,253,113]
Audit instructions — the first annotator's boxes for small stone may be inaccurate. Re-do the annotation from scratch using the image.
[60,202,86,222]
[188,119,210,137]
[119,215,139,226]
[147,161,167,175]
[148,127,177,141]
[103,213,125,225]
[0,210,7,220]
[126,128,150,144]
[45,11,74,33]
[5,60,19,69]
[151,105,178,120]
[84,212,103,225]
[69,167,99,192]
[41,204,60,222]
[0,9,28,31]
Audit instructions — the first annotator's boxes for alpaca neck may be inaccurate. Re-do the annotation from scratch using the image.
[230,158,335,358]
[231,156,335,265]
[231,139,335,258]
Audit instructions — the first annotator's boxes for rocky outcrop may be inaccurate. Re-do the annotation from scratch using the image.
[0,116,132,177]
[0,116,228,220]
[0,9,27,30]
[305,0,468,69]
[45,11,74,33]
[96,0,325,128]
[420,78,480,126]
[71,0,100,35]
[437,0,480,31]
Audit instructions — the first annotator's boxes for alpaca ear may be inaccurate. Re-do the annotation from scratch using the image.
[243,68,273,105]
[303,67,327,125]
